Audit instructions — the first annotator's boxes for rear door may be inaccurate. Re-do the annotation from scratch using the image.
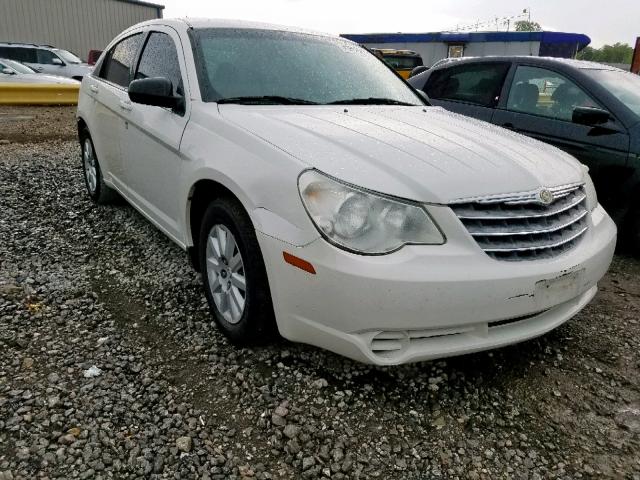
[492,64,630,207]
[421,62,511,122]
[87,33,144,185]
[119,27,190,242]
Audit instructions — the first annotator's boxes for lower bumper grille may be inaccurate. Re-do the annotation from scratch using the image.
[451,184,588,261]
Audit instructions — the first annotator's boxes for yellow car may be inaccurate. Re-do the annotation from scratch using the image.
[371,48,423,79]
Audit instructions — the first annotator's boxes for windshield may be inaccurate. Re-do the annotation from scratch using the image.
[54,49,82,64]
[384,56,423,70]
[190,28,423,105]
[583,69,640,118]
[1,59,35,73]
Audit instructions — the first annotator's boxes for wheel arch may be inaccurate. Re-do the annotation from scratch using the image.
[186,178,255,272]
[77,116,88,138]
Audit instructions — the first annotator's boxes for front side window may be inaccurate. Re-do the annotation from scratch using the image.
[3,47,37,63]
[506,65,600,121]
[37,49,59,65]
[135,32,184,97]
[190,29,422,105]
[100,33,143,88]
[425,62,510,107]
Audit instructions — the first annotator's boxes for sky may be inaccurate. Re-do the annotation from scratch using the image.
[161,0,638,48]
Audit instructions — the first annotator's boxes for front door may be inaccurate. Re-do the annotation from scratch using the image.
[119,27,190,243]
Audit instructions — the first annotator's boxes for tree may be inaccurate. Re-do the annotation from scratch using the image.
[578,43,633,63]
[514,20,542,32]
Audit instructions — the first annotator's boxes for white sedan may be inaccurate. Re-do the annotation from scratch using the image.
[76,18,616,365]
[0,58,80,84]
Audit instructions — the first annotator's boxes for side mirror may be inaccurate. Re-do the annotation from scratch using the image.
[129,77,183,111]
[573,107,610,126]
[1,68,15,75]
[52,57,64,66]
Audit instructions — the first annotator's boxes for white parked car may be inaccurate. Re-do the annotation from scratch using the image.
[77,19,617,365]
[0,58,80,84]
[0,43,92,81]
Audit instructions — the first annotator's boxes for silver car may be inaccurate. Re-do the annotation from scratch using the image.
[0,42,92,80]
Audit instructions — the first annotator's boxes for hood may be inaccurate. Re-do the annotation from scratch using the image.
[219,105,585,204]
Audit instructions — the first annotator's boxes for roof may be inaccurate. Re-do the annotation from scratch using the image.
[114,0,164,9]
[341,31,591,50]
[0,41,55,48]
[178,18,334,37]
[427,55,625,72]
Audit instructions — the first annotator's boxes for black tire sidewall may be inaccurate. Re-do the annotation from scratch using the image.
[80,130,104,203]
[198,198,276,344]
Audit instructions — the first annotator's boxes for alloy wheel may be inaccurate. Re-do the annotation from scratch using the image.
[205,224,247,324]
[83,138,97,194]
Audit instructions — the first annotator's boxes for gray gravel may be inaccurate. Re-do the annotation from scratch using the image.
[1,138,640,479]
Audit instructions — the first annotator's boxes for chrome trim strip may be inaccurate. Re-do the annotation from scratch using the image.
[449,182,584,205]
[454,192,586,220]
[466,209,589,236]
[481,226,588,253]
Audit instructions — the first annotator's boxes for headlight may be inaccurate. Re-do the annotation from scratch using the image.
[298,170,445,254]
[583,172,598,212]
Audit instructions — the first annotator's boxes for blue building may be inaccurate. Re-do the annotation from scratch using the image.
[341,31,591,68]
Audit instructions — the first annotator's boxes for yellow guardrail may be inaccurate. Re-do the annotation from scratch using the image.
[0,83,80,105]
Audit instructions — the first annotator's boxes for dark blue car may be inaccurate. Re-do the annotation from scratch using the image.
[409,57,640,250]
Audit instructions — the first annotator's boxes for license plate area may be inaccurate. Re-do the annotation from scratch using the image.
[534,269,585,310]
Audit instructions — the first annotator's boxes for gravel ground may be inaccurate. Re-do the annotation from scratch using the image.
[0,106,76,144]
[1,115,640,479]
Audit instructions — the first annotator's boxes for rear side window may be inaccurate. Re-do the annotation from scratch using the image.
[425,63,510,107]
[134,32,184,97]
[1,47,37,63]
[99,33,143,88]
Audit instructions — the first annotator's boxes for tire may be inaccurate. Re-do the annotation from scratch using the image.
[80,128,118,204]
[199,197,278,345]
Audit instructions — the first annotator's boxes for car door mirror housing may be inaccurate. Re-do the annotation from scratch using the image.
[573,107,610,126]
[52,57,64,66]
[1,68,15,75]
[129,77,183,111]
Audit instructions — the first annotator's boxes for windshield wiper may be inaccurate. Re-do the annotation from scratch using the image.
[328,97,419,106]
[217,95,318,105]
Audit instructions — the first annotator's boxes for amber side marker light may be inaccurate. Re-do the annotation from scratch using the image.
[283,252,316,274]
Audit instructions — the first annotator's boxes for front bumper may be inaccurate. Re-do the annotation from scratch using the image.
[257,204,616,365]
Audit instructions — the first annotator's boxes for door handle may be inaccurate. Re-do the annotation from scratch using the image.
[119,100,132,111]
[89,84,98,93]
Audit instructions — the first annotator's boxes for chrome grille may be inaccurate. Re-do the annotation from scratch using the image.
[451,184,589,261]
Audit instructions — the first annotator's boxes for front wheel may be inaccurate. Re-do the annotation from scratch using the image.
[199,197,278,345]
